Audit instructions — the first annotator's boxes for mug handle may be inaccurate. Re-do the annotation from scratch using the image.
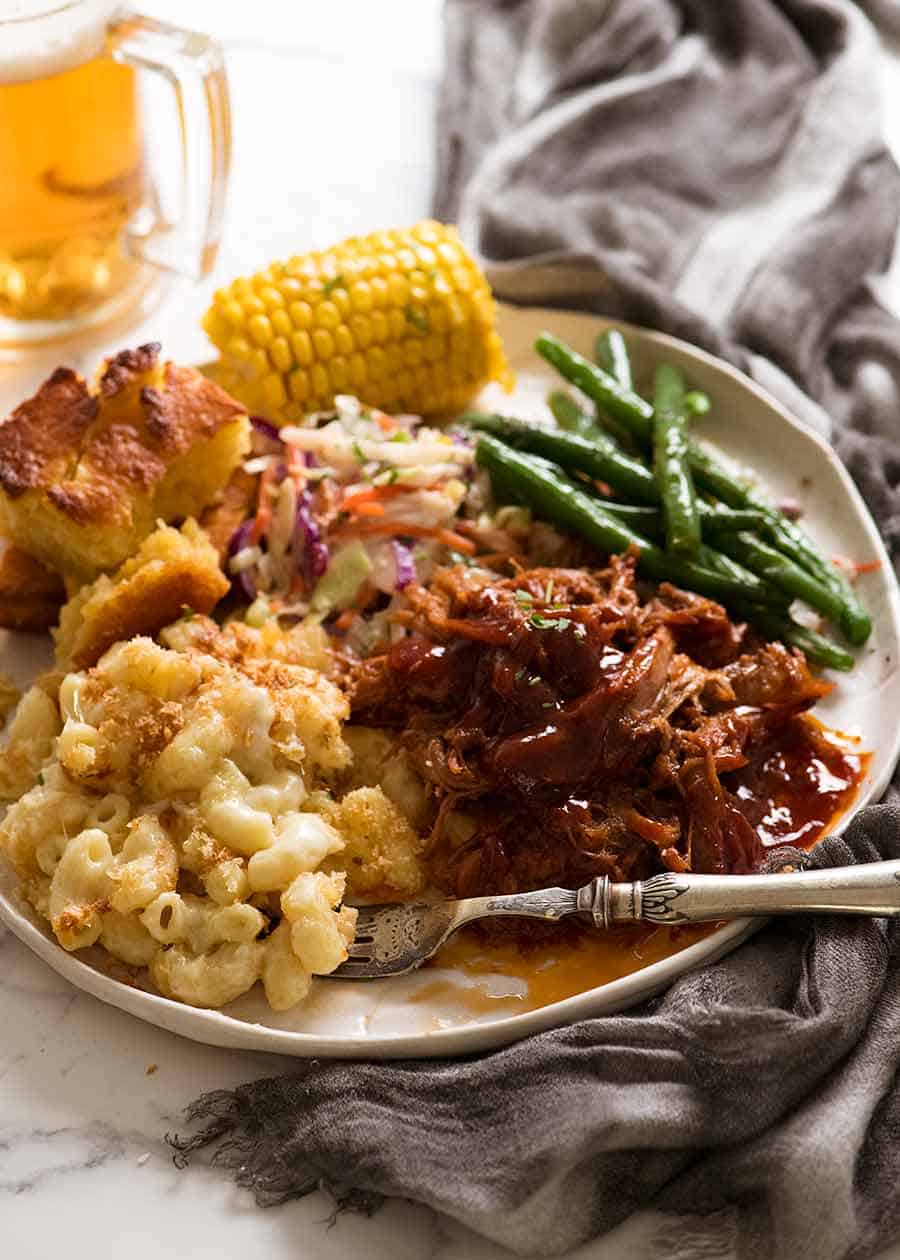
[107,12,231,281]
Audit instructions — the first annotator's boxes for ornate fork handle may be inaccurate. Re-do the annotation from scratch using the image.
[455,861,900,931]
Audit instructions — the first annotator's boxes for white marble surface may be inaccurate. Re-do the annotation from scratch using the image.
[4,5,900,1259]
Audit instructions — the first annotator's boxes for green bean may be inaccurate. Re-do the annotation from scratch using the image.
[537,332,655,441]
[464,411,658,504]
[591,502,662,533]
[556,498,767,543]
[483,406,773,542]
[680,443,852,614]
[684,390,710,416]
[474,435,780,606]
[714,531,851,631]
[592,330,639,446]
[653,364,701,556]
[699,504,770,535]
[595,329,633,389]
[547,390,601,439]
[731,604,855,672]
[535,331,872,645]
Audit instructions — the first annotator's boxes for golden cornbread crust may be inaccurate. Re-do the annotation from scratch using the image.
[98,342,162,398]
[0,540,65,630]
[48,425,167,526]
[143,364,247,457]
[0,367,97,497]
[54,520,230,670]
[0,345,251,579]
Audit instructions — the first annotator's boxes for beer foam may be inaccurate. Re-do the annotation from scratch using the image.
[0,0,120,85]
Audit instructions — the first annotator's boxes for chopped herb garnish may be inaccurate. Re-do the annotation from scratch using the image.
[514,588,534,607]
[390,430,412,443]
[179,605,196,621]
[323,274,346,296]
[405,304,429,333]
[515,667,527,682]
[386,467,399,485]
[36,772,45,786]
[351,440,368,466]
[448,549,474,567]
[541,701,556,709]
[528,613,572,632]
[544,578,554,604]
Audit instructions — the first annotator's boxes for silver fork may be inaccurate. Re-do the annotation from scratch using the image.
[332,859,900,979]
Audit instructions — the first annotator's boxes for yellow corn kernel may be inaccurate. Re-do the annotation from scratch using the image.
[312,329,335,360]
[259,286,284,310]
[291,330,313,366]
[329,356,349,392]
[349,281,373,313]
[223,299,243,327]
[262,373,287,411]
[271,308,292,338]
[334,325,354,356]
[369,276,389,308]
[315,300,341,330]
[289,369,310,403]
[288,300,313,330]
[349,353,367,388]
[201,220,511,422]
[350,314,373,349]
[270,337,292,374]
[370,310,388,345]
[248,313,273,347]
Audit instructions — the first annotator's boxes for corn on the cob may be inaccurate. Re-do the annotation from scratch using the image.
[202,221,512,423]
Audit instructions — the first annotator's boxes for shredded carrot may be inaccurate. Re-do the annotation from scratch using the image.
[333,608,359,632]
[249,460,278,543]
[854,559,882,576]
[374,411,397,433]
[336,517,477,554]
[341,484,410,511]
[351,501,386,517]
[341,482,442,513]
[286,441,307,490]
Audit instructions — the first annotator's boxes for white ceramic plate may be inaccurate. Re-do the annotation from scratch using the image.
[1,304,898,1059]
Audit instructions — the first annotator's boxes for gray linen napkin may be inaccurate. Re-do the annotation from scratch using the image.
[175,3,900,1256]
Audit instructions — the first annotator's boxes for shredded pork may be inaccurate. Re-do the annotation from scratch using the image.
[350,555,832,896]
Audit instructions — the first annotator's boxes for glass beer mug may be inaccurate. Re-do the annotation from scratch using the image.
[0,1,230,348]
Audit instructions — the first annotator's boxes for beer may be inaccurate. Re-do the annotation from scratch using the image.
[0,2,147,325]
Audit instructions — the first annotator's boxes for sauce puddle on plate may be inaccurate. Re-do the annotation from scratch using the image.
[416,921,720,1017]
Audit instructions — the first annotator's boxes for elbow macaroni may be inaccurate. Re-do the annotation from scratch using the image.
[0,619,398,1010]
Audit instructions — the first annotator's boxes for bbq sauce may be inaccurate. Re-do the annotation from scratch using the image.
[419,718,868,1017]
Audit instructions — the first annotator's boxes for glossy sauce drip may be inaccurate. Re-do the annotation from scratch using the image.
[417,921,720,1018]
[730,717,870,849]
[417,720,869,1017]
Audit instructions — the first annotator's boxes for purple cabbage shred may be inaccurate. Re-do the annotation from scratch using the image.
[227,518,259,601]
[250,415,282,443]
[294,491,329,580]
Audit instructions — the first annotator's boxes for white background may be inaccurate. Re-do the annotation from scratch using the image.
[2,4,900,1259]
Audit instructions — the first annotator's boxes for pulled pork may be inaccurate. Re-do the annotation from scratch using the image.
[350,556,833,897]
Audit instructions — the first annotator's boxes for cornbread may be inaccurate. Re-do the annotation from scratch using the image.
[54,519,230,670]
[0,538,65,630]
[0,343,250,580]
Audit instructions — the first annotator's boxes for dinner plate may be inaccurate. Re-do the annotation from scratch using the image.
[1,304,898,1059]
